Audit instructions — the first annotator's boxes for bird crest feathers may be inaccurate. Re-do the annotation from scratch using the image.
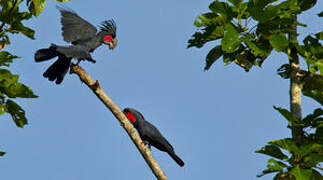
[100,20,117,38]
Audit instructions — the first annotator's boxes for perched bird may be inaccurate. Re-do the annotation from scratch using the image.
[34,6,117,84]
[123,107,185,167]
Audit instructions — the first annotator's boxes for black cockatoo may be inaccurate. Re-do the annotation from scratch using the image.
[123,107,185,167]
[35,6,117,84]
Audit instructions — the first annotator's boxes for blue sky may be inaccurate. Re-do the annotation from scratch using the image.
[1,0,322,179]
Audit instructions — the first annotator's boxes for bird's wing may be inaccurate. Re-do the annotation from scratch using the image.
[58,6,97,43]
[131,109,175,152]
[143,122,174,152]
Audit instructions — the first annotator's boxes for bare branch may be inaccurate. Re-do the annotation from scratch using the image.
[69,64,168,180]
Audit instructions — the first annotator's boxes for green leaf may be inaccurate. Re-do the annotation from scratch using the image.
[303,108,323,128]
[204,46,223,71]
[188,27,224,48]
[6,22,35,39]
[221,23,240,53]
[303,89,323,105]
[4,82,38,98]
[311,169,323,179]
[247,0,294,22]
[242,35,272,58]
[0,51,18,67]
[256,145,288,160]
[277,64,290,79]
[312,117,323,129]
[315,127,323,144]
[0,68,19,88]
[274,172,296,180]
[0,151,5,156]
[257,158,287,177]
[194,13,219,27]
[228,0,243,6]
[303,35,323,63]
[290,165,314,180]
[209,1,234,21]
[315,31,323,40]
[269,33,289,52]
[6,99,27,128]
[304,153,323,167]
[222,52,235,66]
[269,139,299,156]
[55,0,70,2]
[0,0,17,15]
[0,32,10,48]
[273,106,301,125]
[0,68,37,98]
[300,142,323,157]
[233,50,255,71]
[1,1,35,39]
[302,74,323,105]
[299,39,323,74]
[188,13,225,49]
[28,0,46,17]
[298,0,317,12]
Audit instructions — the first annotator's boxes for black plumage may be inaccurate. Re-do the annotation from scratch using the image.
[35,6,117,84]
[123,107,185,167]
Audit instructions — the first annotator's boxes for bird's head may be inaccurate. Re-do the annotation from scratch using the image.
[100,20,117,50]
[123,108,137,124]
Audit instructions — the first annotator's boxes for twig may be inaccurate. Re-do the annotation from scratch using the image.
[69,64,168,180]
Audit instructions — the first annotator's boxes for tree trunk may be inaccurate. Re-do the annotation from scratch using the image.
[70,64,168,180]
[289,16,303,145]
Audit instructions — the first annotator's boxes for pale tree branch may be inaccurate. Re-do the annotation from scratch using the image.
[69,64,168,180]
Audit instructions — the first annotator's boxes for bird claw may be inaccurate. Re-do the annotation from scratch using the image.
[143,141,151,150]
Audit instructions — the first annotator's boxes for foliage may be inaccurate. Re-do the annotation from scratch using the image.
[0,0,69,156]
[189,0,322,179]
[256,107,323,178]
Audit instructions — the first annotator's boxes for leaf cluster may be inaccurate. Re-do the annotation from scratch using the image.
[189,1,322,179]
[0,53,38,127]
[256,107,323,179]
[188,0,318,72]
[0,0,69,156]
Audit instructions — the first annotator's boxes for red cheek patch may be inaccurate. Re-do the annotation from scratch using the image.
[126,112,136,123]
[104,35,113,42]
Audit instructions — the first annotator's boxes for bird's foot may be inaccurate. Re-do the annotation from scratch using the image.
[143,141,151,150]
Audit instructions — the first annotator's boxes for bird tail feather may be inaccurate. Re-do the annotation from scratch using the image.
[167,151,184,167]
[35,44,59,62]
[43,55,72,84]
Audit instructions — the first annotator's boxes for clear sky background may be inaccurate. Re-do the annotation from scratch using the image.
[1,0,322,179]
